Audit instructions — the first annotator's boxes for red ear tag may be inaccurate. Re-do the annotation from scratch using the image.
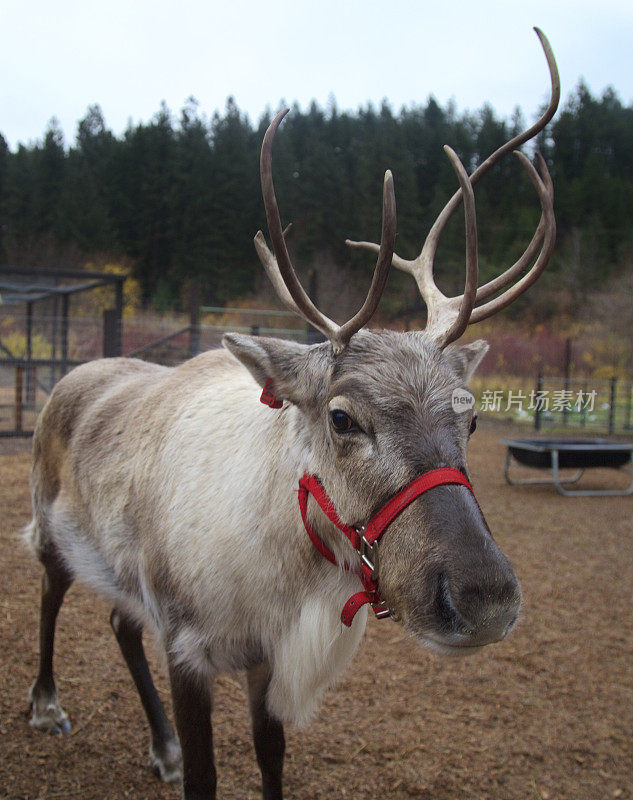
[260,378,283,409]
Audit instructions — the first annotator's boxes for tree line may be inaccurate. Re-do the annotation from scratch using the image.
[0,82,631,317]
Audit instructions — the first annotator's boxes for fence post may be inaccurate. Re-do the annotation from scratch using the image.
[534,373,543,431]
[103,309,121,357]
[26,365,37,409]
[114,278,124,351]
[608,377,617,435]
[15,365,23,433]
[50,294,58,390]
[188,282,201,358]
[26,301,34,406]
[563,338,572,427]
[61,294,69,377]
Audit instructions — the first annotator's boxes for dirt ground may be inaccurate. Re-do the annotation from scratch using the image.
[1,419,632,800]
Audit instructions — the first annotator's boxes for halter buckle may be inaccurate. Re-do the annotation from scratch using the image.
[372,600,392,619]
[356,526,378,578]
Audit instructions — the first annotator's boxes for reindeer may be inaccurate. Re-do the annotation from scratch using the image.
[24,28,558,800]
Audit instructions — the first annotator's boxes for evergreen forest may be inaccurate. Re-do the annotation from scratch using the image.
[1,81,632,322]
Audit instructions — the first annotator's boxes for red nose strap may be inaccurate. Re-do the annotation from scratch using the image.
[298,468,474,627]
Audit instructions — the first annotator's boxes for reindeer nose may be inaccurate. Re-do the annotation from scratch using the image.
[433,572,521,646]
[433,575,472,635]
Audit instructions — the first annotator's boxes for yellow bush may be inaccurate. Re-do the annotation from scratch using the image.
[77,263,142,320]
[1,331,51,358]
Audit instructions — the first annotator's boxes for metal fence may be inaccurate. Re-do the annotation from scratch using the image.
[533,375,633,435]
[4,301,630,439]
[0,312,121,437]
[0,306,312,436]
[198,306,312,344]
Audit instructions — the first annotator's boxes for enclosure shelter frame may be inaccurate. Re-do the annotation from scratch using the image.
[0,267,126,437]
[502,438,633,497]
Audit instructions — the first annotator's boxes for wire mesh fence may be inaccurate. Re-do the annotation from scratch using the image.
[0,308,311,435]
[532,375,633,435]
[2,305,631,438]
[476,375,633,435]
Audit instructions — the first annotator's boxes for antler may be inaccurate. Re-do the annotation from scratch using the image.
[346,27,560,349]
[254,109,397,354]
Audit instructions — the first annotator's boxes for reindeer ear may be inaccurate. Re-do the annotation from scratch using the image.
[222,333,329,406]
[443,339,489,384]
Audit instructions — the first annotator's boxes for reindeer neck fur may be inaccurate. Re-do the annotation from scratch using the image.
[28,349,369,727]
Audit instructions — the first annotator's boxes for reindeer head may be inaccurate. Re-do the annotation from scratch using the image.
[225,28,559,653]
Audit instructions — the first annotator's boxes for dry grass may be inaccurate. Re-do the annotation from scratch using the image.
[1,420,632,799]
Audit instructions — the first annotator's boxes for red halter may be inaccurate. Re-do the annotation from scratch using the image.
[298,468,474,626]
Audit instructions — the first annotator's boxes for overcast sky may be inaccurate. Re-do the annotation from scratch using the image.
[1,0,632,150]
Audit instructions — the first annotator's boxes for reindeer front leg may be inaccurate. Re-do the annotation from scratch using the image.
[110,609,182,782]
[168,657,216,800]
[247,663,285,800]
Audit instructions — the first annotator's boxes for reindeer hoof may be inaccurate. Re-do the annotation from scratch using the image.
[29,690,72,735]
[50,717,72,735]
[150,737,183,783]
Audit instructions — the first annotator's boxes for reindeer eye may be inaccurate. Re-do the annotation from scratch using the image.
[330,410,357,433]
[469,414,478,435]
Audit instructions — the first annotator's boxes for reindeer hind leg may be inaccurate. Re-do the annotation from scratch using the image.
[28,547,73,734]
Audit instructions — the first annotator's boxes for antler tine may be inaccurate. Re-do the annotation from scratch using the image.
[429,28,559,244]
[416,27,559,279]
[428,147,479,348]
[256,109,339,341]
[468,151,556,323]
[466,30,559,187]
[337,170,397,348]
[253,226,305,316]
[347,28,558,265]
[255,109,397,353]
[346,145,478,349]
[346,28,559,347]
[472,152,553,303]
[345,238,413,273]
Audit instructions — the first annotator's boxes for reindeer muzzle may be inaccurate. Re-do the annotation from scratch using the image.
[298,468,474,626]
